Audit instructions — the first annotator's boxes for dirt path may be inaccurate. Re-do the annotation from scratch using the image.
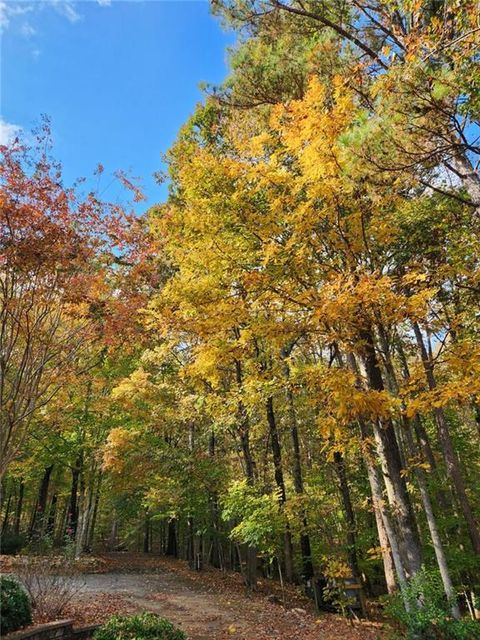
[76,570,251,640]
[67,556,386,640]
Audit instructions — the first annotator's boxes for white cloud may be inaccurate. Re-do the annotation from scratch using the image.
[0,1,96,34]
[0,119,22,145]
[0,1,9,31]
[97,0,112,6]
[0,1,33,33]
[49,1,81,23]
[20,21,36,37]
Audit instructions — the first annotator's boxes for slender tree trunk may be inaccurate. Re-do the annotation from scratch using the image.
[31,465,53,541]
[359,329,422,577]
[1,490,12,534]
[344,353,404,594]
[371,486,397,594]
[109,519,118,550]
[283,358,314,582]
[333,450,367,616]
[46,494,57,537]
[355,410,410,607]
[379,325,460,616]
[167,518,177,557]
[67,457,81,538]
[396,336,452,512]
[86,473,102,551]
[75,469,87,558]
[235,358,257,590]
[209,431,221,568]
[143,508,151,553]
[14,480,24,535]
[413,322,480,555]
[266,396,295,583]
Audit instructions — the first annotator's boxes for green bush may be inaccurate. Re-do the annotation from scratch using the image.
[0,576,32,634]
[386,568,480,640]
[93,613,186,640]
[0,531,25,555]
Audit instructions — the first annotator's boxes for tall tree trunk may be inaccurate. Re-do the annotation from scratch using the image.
[354,406,410,607]
[266,396,295,583]
[413,322,480,555]
[333,450,367,615]
[359,329,422,577]
[86,473,102,551]
[31,465,53,541]
[1,490,12,534]
[75,468,88,558]
[283,358,314,582]
[166,518,177,557]
[405,426,461,618]
[395,336,452,513]
[109,519,118,550]
[209,431,221,568]
[344,353,406,595]
[143,508,151,553]
[235,358,257,590]
[46,494,57,537]
[378,324,460,616]
[67,456,81,538]
[14,480,24,535]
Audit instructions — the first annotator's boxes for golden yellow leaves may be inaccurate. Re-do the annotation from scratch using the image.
[103,427,138,473]
[304,365,400,436]
[402,339,480,417]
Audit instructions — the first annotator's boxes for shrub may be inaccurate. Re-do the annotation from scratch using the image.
[93,613,186,640]
[15,554,84,621]
[386,568,480,640]
[0,576,32,634]
[0,531,26,555]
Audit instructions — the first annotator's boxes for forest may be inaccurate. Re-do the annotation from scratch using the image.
[1,1,479,639]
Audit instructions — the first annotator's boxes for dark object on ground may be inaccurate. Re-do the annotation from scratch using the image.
[0,575,32,634]
[0,531,26,555]
[93,613,186,640]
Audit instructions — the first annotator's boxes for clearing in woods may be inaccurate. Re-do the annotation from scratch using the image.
[61,553,386,640]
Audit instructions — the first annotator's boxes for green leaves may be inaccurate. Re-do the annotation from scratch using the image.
[222,481,284,557]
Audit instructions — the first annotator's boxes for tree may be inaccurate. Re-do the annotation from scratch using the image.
[0,123,139,479]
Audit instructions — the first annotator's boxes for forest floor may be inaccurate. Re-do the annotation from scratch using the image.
[2,553,388,640]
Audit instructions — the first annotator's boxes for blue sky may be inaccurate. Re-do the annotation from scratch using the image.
[1,0,234,208]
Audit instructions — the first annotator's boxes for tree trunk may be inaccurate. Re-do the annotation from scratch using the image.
[413,322,480,555]
[31,465,53,541]
[75,468,87,558]
[379,324,460,616]
[235,358,257,590]
[167,518,177,556]
[14,480,24,535]
[209,431,221,569]
[143,508,151,553]
[67,457,81,538]
[109,519,118,550]
[46,494,57,537]
[1,490,12,534]
[449,152,480,215]
[86,473,102,551]
[333,450,367,615]
[266,396,295,583]
[359,329,422,577]
[283,358,314,582]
